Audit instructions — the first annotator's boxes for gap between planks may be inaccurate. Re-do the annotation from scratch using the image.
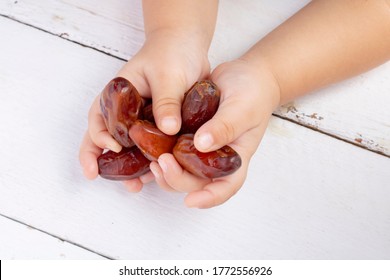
[0,13,126,62]
[0,212,113,260]
[275,114,390,159]
[1,13,388,160]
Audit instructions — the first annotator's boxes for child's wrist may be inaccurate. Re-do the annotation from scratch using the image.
[238,56,281,111]
[145,27,212,55]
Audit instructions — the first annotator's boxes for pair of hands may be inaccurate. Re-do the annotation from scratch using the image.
[79,30,280,208]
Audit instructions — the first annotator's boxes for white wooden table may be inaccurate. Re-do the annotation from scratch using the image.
[0,0,389,259]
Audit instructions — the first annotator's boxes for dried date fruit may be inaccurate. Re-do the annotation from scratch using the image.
[181,80,220,134]
[129,120,178,161]
[100,77,143,147]
[142,103,155,123]
[173,134,241,178]
[98,146,150,180]
[98,77,241,182]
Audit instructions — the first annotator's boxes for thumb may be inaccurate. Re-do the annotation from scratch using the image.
[148,73,189,135]
[194,96,258,152]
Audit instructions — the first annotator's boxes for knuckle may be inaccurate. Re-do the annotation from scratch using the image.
[215,117,236,144]
[153,97,181,115]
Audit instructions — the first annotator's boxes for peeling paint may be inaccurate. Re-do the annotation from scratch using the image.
[286,105,298,114]
[309,113,324,120]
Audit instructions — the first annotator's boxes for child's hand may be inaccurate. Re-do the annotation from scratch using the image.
[149,59,280,208]
[79,29,211,191]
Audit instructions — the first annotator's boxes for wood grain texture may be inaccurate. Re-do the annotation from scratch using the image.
[0,0,145,58]
[0,17,389,259]
[0,215,105,259]
[0,0,389,156]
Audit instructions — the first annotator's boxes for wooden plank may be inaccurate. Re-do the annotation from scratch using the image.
[0,0,389,156]
[0,0,145,58]
[0,17,389,259]
[0,215,106,259]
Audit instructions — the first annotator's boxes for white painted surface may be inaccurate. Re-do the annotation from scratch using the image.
[0,215,105,259]
[0,17,389,259]
[0,0,389,155]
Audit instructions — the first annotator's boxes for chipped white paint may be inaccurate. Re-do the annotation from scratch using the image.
[0,17,389,259]
[0,0,389,155]
[275,67,390,155]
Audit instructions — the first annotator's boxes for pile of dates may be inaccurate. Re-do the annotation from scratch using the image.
[98,77,241,180]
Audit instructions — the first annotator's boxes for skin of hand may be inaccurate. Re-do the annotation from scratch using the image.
[80,0,389,208]
[79,0,218,192]
[151,0,390,208]
[149,59,280,208]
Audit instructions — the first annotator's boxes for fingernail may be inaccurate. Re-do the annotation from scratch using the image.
[161,117,178,133]
[158,158,168,173]
[197,133,213,150]
[106,142,122,153]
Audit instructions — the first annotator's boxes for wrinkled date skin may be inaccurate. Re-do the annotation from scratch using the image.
[181,80,220,134]
[129,120,178,161]
[98,77,242,181]
[173,134,242,179]
[98,146,151,180]
[100,77,143,147]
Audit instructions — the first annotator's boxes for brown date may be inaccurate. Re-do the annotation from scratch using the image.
[98,77,242,181]
[173,134,241,179]
[181,80,220,134]
[142,102,155,123]
[100,77,143,147]
[129,120,178,161]
[98,146,150,180]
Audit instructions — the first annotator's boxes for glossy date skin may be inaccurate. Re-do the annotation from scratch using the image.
[173,134,242,179]
[100,77,143,147]
[181,80,220,134]
[129,120,178,161]
[98,146,151,180]
[98,77,242,180]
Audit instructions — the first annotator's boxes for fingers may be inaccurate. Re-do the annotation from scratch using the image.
[194,60,275,152]
[80,79,122,180]
[194,95,259,152]
[184,162,248,209]
[151,123,261,208]
[149,161,177,192]
[150,157,207,193]
[84,67,148,161]
[139,171,156,185]
[148,71,188,135]
[150,153,247,209]
[88,95,122,152]
[122,171,155,193]
[79,132,103,180]
[156,154,210,193]
[119,64,187,135]
[185,119,269,208]
[149,154,210,193]
[123,179,143,193]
